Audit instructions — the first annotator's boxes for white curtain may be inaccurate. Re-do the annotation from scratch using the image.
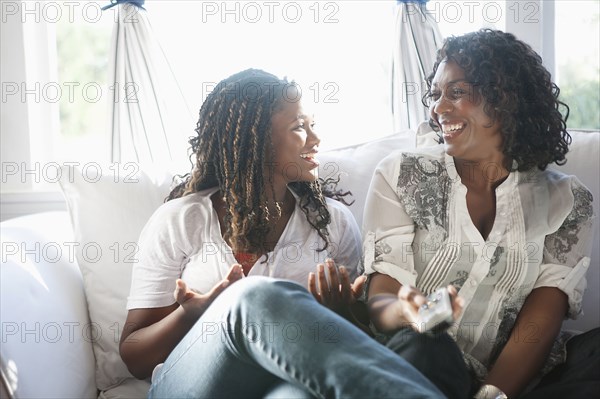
[392,1,443,131]
[106,1,193,165]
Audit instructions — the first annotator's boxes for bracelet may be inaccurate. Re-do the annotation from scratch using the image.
[474,384,508,399]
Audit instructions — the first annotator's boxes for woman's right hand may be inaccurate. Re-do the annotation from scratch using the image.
[174,264,244,321]
[368,272,464,333]
[395,284,464,328]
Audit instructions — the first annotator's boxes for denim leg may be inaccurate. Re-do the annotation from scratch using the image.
[385,328,471,399]
[148,309,280,399]
[150,276,444,399]
[520,327,600,399]
[263,380,316,399]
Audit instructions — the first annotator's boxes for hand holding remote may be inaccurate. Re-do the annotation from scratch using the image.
[415,287,455,333]
[393,284,463,333]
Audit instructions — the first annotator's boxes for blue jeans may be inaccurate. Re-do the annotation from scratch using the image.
[148,277,444,399]
[384,328,471,399]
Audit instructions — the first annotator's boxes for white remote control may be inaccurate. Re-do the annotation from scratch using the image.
[416,287,454,333]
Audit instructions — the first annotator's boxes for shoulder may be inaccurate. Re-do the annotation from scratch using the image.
[325,197,356,223]
[523,169,594,226]
[375,145,446,179]
[323,198,361,251]
[372,145,448,197]
[557,173,594,226]
[528,169,592,204]
[141,188,216,238]
[322,197,360,237]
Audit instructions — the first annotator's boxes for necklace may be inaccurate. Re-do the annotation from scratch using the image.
[215,190,295,275]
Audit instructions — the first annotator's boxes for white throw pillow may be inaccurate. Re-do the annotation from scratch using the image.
[59,163,173,393]
[317,132,416,228]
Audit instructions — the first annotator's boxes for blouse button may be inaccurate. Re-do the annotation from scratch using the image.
[470,279,477,287]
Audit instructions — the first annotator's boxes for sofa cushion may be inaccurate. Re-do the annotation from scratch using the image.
[316,132,417,228]
[0,212,97,398]
[99,378,151,399]
[59,164,171,394]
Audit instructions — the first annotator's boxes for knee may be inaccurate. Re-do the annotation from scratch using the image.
[386,329,471,398]
[264,381,315,399]
[566,327,600,364]
[224,277,309,311]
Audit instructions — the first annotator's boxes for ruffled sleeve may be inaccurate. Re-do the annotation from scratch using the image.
[362,153,419,286]
[534,177,595,318]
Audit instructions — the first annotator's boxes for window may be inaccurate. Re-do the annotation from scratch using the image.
[54,3,113,163]
[147,1,395,150]
[554,0,600,130]
[49,1,395,158]
[2,0,394,206]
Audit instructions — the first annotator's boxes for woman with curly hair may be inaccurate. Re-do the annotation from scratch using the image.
[364,29,597,398]
[119,69,444,398]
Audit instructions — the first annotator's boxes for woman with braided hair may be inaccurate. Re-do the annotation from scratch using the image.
[119,69,444,398]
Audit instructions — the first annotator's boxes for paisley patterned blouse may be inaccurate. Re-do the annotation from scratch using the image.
[362,145,595,381]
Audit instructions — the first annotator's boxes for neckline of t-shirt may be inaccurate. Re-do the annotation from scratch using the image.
[207,186,301,259]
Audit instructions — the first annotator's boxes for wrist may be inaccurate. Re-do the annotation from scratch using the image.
[177,302,203,325]
[474,384,508,399]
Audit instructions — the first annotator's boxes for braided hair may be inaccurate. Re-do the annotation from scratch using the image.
[167,69,349,255]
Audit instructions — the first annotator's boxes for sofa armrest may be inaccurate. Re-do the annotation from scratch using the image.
[1,212,97,399]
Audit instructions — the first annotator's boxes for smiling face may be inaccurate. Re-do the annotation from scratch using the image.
[429,59,504,165]
[268,91,320,186]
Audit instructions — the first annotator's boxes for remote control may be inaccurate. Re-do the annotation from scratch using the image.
[416,287,454,333]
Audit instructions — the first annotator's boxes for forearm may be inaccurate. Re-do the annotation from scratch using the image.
[367,273,408,333]
[485,288,568,397]
[368,294,406,333]
[120,305,197,379]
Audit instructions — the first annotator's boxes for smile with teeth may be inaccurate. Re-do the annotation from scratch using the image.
[443,123,465,133]
[300,153,319,167]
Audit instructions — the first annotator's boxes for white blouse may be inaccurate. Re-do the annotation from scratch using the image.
[128,187,363,310]
[363,145,595,378]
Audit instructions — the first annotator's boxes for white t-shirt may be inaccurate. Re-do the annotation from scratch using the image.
[363,145,595,378]
[127,186,363,310]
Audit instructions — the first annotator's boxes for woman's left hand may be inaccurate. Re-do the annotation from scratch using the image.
[308,259,366,312]
[174,264,244,321]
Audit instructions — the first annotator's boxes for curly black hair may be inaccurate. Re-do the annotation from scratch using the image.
[423,29,571,171]
[166,69,350,255]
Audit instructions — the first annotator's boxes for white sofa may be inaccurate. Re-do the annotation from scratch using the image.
[1,129,598,399]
